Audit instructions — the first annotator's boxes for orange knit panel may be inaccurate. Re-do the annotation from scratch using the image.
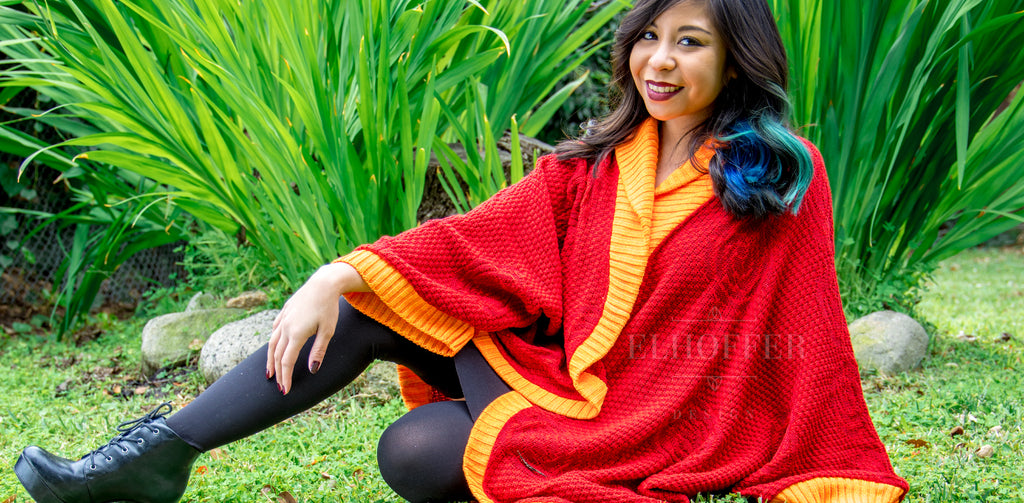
[615,118,716,253]
[651,146,715,250]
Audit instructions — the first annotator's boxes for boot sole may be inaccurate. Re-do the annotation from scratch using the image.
[14,453,63,503]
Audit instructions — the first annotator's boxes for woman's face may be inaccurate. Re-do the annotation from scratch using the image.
[629,0,732,131]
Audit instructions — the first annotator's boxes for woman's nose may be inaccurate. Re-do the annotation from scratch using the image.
[649,42,676,71]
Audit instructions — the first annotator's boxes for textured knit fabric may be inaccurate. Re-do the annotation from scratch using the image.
[340,120,908,502]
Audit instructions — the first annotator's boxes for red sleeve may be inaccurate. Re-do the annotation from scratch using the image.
[351,153,584,340]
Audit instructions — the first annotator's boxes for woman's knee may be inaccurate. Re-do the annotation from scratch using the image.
[377,401,474,502]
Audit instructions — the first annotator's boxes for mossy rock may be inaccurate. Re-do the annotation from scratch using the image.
[140,308,247,376]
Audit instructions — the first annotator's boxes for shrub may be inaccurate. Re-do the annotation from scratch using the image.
[771,0,1024,317]
[0,0,627,335]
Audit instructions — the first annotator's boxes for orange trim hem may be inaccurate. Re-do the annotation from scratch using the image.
[395,365,438,410]
[463,391,533,503]
[473,334,598,419]
[770,477,906,503]
[560,125,657,413]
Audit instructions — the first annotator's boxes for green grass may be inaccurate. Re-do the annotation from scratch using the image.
[867,246,1024,502]
[0,318,406,502]
[2,246,1022,502]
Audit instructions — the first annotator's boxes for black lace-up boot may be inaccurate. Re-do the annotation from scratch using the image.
[14,402,201,503]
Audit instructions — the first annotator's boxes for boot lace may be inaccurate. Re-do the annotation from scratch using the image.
[87,402,173,470]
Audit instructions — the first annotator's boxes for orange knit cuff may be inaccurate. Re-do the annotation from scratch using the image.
[334,250,476,357]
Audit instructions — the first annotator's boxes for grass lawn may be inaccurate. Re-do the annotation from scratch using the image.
[866,246,1024,502]
[1,246,1022,502]
[0,321,407,501]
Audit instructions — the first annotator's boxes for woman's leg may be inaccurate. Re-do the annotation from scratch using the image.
[169,299,513,502]
[15,297,466,503]
[454,342,512,421]
[376,401,475,502]
[166,297,464,451]
[376,343,512,502]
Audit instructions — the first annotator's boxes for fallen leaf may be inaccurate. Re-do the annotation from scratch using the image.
[976,444,995,458]
[134,386,150,395]
[261,485,275,497]
[194,465,208,475]
[55,379,73,395]
[956,331,977,342]
[188,338,204,351]
[957,412,979,424]
[950,425,964,437]
[4,493,16,503]
[945,362,959,368]
[988,425,1004,438]
[305,454,327,467]
[208,448,226,460]
[352,468,365,481]
[904,439,930,448]
[277,491,297,503]
[320,472,333,480]
[995,332,1013,343]
[57,356,78,369]
[953,442,967,451]
[112,385,122,395]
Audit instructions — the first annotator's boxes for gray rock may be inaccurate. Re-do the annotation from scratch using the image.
[185,292,219,313]
[849,310,929,374]
[141,309,247,375]
[199,309,279,384]
[225,290,269,309]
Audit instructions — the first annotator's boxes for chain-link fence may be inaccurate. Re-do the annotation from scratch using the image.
[1,88,184,325]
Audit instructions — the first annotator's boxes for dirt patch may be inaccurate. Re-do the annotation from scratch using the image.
[0,267,137,342]
[109,362,197,401]
[49,351,199,403]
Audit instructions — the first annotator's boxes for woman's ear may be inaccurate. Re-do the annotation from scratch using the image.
[725,66,738,84]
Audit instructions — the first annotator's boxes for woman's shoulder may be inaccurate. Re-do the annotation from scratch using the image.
[531,150,598,179]
[786,136,834,225]
[795,136,826,172]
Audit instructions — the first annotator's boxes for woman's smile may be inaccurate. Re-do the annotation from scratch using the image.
[645,81,683,101]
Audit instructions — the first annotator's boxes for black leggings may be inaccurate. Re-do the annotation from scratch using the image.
[165,298,510,502]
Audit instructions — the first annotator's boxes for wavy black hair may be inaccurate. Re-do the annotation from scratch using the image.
[555,0,812,218]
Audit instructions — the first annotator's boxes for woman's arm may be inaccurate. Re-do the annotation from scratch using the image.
[265,154,584,395]
[266,262,369,394]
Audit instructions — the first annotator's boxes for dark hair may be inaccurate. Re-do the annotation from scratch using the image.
[555,0,812,218]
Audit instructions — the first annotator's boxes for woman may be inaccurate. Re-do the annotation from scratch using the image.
[15,0,910,501]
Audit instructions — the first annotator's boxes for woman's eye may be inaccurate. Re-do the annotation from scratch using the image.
[679,36,703,47]
[641,30,657,41]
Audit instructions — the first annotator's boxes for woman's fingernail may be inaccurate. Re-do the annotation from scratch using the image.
[266,370,273,380]
[277,383,284,394]
[310,360,321,374]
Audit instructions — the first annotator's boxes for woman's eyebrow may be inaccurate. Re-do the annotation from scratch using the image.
[677,25,712,35]
[650,21,713,36]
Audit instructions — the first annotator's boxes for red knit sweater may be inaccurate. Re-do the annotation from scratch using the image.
[341,125,908,502]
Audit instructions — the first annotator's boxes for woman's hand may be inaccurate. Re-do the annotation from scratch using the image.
[267,261,368,394]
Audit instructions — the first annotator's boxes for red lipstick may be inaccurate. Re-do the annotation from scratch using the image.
[645,81,682,102]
